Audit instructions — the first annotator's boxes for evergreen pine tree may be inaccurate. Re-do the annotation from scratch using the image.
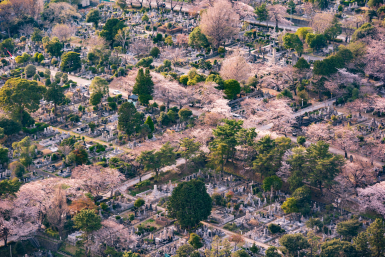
[132,68,154,105]
[144,116,155,132]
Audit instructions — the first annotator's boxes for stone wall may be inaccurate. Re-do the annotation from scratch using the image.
[36,235,63,252]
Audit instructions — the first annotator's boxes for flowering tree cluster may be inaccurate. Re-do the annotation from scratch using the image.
[358,181,385,218]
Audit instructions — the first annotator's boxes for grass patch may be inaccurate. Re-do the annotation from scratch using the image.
[223,222,239,232]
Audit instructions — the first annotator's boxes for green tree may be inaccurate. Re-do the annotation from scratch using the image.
[265,246,281,257]
[292,186,311,215]
[250,243,259,254]
[268,223,284,234]
[178,108,193,121]
[223,79,241,100]
[189,233,203,249]
[134,198,145,208]
[168,179,212,229]
[0,178,21,196]
[68,148,88,165]
[353,232,371,256]
[279,233,310,257]
[295,27,313,41]
[86,9,100,28]
[179,137,201,170]
[0,145,8,166]
[144,116,155,132]
[0,117,21,136]
[262,175,282,192]
[12,136,36,170]
[175,244,195,257]
[61,51,81,72]
[90,92,103,107]
[297,136,306,145]
[132,69,154,105]
[25,64,36,77]
[294,58,310,70]
[210,119,243,164]
[316,0,329,9]
[255,4,269,27]
[282,197,298,214]
[116,0,127,10]
[0,79,46,125]
[324,17,342,41]
[165,35,173,46]
[150,47,160,58]
[118,102,139,139]
[253,136,291,179]
[366,218,385,257]
[15,53,31,64]
[44,37,63,57]
[31,28,43,43]
[0,38,15,56]
[73,209,102,235]
[287,0,296,14]
[188,27,209,49]
[10,161,24,179]
[320,239,357,257]
[352,23,376,41]
[337,219,362,240]
[368,0,383,8]
[283,33,303,55]
[45,83,66,116]
[306,33,327,51]
[136,142,176,177]
[232,249,249,257]
[100,18,125,44]
[305,141,345,195]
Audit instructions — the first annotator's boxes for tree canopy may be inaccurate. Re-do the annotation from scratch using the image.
[168,179,212,229]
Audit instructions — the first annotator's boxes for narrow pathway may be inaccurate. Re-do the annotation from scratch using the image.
[201,221,276,252]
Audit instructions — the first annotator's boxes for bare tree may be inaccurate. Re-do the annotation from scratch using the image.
[46,187,68,236]
[114,27,131,51]
[312,13,333,34]
[52,24,74,42]
[130,38,153,57]
[19,24,34,37]
[200,0,240,48]
[0,1,16,37]
[59,145,73,158]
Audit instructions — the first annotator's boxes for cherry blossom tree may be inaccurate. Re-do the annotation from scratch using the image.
[358,181,385,218]
[191,82,229,115]
[176,34,189,47]
[304,123,334,142]
[267,4,292,31]
[200,0,240,48]
[363,37,385,83]
[241,98,294,133]
[276,149,293,182]
[312,13,333,34]
[340,158,376,196]
[71,165,124,197]
[333,125,360,157]
[324,68,361,99]
[258,64,287,91]
[91,220,138,254]
[220,51,251,82]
